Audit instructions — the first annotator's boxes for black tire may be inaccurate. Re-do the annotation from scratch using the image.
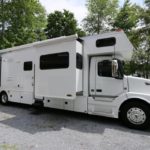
[120,102,150,130]
[0,92,8,105]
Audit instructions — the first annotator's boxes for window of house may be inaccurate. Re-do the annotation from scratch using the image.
[24,61,32,71]
[98,60,112,77]
[40,52,69,70]
[96,37,116,47]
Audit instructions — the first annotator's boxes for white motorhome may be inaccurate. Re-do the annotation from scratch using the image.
[0,31,150,129]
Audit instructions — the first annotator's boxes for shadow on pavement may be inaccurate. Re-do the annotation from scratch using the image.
[0,103,150,136]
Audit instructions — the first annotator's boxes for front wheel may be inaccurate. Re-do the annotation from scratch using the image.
[0,92,8,105]
[120,102,150,130]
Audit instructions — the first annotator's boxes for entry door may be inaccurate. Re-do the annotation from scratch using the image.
[95,57,124,99]
[20,61,34,104]
[6,60,22,103]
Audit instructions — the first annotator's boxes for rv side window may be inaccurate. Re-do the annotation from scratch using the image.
[76,53,83,69]
[96,37,116,47]
[98,60,112,77]
[24,61,32,71]
[40,52,69,70]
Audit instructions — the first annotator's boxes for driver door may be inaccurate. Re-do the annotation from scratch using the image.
[94,57,124,100]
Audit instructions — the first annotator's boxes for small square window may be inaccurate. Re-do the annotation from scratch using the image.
[24,61,32,71]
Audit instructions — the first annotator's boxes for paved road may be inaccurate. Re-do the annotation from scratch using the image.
[0,103,150,150]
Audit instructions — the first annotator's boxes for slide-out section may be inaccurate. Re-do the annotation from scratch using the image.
[35,38,82,100]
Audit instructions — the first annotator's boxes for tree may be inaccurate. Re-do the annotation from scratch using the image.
[45,10,85,39]
[145,0,150,6]
[83,0,119,34]
[140,0,150,51]
[0,0,47,50]
[0,0,4,40]
[112,0,150,77]
[113,0,140,33]
[134,0,150,78]
[0,0,11,49]
[113,0,141,49]
[124,49,150,78]
[76,28,86,37]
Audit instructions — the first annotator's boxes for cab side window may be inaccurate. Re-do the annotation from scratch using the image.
[98,60,112,77]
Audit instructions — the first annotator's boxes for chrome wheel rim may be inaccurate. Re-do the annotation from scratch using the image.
[1,94,7,103]
[127,107,146,125]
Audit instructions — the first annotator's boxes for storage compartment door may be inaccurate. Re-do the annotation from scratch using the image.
[35,45,76,100]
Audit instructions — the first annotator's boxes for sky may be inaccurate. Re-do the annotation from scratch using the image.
[39,0,144,25]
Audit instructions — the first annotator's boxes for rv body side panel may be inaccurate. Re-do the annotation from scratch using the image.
[43,96,88,113]
[0,36,83,106]
[81,31,133,60]
[0,48,35,104]
[35,40,77,100]
[76,41,83,92]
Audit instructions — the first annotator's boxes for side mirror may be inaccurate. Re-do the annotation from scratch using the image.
[112,59,124,79]
[112,60,118,78]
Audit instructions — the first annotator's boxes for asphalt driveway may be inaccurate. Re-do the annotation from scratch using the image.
[0,103,150,150]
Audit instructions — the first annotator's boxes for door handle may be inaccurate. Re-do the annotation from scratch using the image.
[96,89,102,92]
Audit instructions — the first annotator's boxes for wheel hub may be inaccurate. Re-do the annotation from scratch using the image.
[127,107,146,125]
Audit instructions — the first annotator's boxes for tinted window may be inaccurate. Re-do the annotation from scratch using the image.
[24,61,32,71]
[96,37,116,47]
[98,60,112,77]
[40,52,69,70]
[76,53,83,69]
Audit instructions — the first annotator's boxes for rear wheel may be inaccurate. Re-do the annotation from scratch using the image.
[0,92,8,105]
[120,102,150,130]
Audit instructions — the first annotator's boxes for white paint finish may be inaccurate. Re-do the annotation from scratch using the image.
[35,40,76,100]
[81,31,134,99]
[2,58,22,90]
[64,100,74,111]
[0,47,35,104]
[0,32,143,121]
[76,41,83,92]
[88,97,117,117]
[44,96,88,113]
[8,90,20,103]
[89,57,96,96]
[20,91,34,104]
[73,96,87,113]
[126,92,150,104]
[90,57,124,97]
[88,104,113,117]
[95,76,123,97]
[44,98,64,110]
[81,31,134,61]
[128,76,150,95]
[0,35,81,102]
[76,69,82,92]
[0,35,78,54]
